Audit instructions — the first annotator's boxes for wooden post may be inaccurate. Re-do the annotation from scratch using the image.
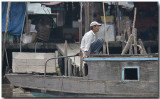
[102,2,109,55]
[84,2,89,33]
[64,40,68,76]
[90,3,94,22]
[25,2,29,34]
[116,2,120,36]
[126,17,133,54]
[2,2,11,65]
[103,42,106,54]
[55,50,62,76]
[68,58,72,76]
[133,28,137,54]
[79,2,83,42]
[55,51,58,67]
[80,51,83,76]
[132,8,137,29]
[78,19,82,42]
[79,3,83,75]
[132,8,137,54]
[121,29,126,50]
[121,34,134,55]
[126,18,130,39]
[138,39,147,55]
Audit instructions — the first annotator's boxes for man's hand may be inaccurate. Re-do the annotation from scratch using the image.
[82,51,87,60]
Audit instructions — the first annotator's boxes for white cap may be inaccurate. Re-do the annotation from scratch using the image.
[90,21,102,27]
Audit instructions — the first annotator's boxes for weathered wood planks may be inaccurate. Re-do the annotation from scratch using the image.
[12,52,56,73]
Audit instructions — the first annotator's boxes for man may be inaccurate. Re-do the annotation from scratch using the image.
[80,21,104,60]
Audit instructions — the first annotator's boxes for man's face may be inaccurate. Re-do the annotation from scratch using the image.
[93,25,100,33]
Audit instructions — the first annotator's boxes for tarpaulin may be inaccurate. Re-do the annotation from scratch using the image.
[2,2,26,36]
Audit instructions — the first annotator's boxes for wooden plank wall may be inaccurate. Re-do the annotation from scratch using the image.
[12,52,56,73]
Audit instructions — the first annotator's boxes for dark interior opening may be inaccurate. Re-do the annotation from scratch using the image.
[124,68,138,80]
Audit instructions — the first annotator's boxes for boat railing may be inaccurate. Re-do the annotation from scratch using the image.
[44,55,79,77]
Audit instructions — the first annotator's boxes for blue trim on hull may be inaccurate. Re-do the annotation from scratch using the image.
[84,57,158,61]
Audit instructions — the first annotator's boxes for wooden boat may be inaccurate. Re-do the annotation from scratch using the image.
[6,54,158,97]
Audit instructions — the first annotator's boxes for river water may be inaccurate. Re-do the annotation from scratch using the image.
[2,84,58,98]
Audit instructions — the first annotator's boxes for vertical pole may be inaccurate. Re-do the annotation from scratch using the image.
[20,2,26,52]
[78,20,82,42]
[102,2,109,55]
[64,40,68,76]
[3,2,11,62]
[133,28,137,54]
[91,3,94,22]
[80,51,83,76]
[116,2,120,36]
[25,2,29,34]
[132,8,137,54]
[84,2,89,33]
[55,51,58,68]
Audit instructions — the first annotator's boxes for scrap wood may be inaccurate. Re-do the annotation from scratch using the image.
[138,39,147,55]
[121,34,134,55]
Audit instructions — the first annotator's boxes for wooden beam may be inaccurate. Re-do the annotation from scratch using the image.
[126,17,133,54]
[84,2,90,33]
[121,34,134,55]
[132,8,137,29]
[133,28,137,54]
[138,39,147,55]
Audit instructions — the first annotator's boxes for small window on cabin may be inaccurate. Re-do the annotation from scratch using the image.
[122,67,139,81]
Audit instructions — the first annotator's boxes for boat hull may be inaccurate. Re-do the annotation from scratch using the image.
[6,74,158,97]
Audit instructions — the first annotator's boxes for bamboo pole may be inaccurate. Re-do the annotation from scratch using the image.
[2,2,11,64]
[102,2,109,55]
